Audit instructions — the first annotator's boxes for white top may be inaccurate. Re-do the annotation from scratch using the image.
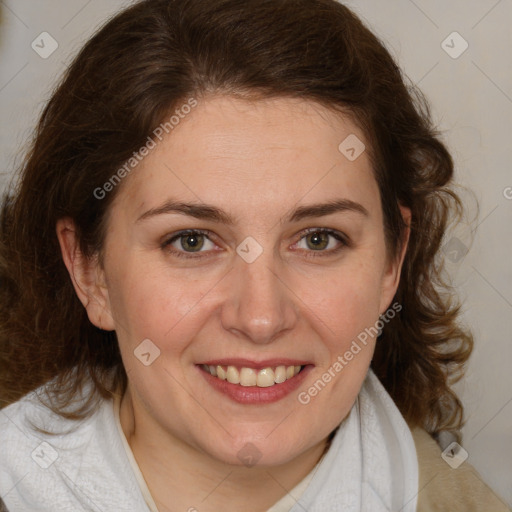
[0,368,418,511]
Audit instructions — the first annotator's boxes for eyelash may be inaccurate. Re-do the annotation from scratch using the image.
[161,228,349,260]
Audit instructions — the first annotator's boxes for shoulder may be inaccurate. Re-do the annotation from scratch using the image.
[410,426,511,512]
[0,384,145,511]
[0,387,99,510]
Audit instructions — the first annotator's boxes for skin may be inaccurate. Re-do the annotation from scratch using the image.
[57,95,410,512]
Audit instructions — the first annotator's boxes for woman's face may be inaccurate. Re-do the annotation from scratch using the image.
[75,95,408,466]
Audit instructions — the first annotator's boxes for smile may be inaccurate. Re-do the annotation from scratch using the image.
[201,364,303,387]
[197,360,312,404]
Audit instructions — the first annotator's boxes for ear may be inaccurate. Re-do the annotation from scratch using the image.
[378,205,411,315]
[56,217,115,331]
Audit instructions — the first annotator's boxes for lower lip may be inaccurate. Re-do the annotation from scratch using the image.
[197,365,313,404]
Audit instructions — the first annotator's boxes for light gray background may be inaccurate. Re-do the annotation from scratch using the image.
[1,0,511,507]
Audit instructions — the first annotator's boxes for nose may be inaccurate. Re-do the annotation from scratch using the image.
[220,248,298,345]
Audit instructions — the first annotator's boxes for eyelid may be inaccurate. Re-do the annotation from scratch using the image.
[290,228,349,260]
[161,227,349,259]
[160,228,214,258]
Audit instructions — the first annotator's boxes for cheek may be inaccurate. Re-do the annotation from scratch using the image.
[107,256,217,354]
[303,258,384,335]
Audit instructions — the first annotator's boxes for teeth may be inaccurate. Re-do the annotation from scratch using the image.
[216,365,226,380]
[203,364,303,387]
[274,366,286,383]
[226,365,240,384]
[240,367,257,387]
[257,368,275,387]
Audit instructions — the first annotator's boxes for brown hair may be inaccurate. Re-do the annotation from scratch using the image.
[0,0,472,438]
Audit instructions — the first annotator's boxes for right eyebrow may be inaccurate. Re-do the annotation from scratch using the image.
[136,197,369,225]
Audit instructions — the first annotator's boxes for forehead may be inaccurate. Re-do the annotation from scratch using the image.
[114,95,380,222]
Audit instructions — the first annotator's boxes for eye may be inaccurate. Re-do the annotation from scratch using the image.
[293,228,348,257]
[162,230,217,259]
[161,227,349,260]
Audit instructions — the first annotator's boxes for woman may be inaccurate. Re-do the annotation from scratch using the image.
[0,0,509,511]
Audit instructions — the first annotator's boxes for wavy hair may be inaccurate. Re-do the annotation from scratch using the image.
[0,0,473,438]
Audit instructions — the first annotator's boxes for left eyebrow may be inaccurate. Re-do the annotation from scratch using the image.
[135,198,369,225]
[285,199,369,223]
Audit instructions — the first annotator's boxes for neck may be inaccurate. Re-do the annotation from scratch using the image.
[119,385,329,512]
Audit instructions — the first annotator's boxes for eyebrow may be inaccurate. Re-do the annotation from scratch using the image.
[136,198,369,225]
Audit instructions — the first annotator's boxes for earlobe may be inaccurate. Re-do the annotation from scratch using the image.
[55,217,115,331]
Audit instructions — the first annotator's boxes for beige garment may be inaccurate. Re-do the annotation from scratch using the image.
[269,427,512,512]
[113,393,160,512]
[411,427,511,512]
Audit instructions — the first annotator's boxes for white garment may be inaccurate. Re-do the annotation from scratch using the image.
[282,369,419,512]
[0,368,418,511]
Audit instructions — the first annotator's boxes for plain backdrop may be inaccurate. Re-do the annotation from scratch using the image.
[0,0,511,507]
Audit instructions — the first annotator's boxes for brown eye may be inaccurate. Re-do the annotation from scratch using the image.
[305,231,330,251]
[177,233,205,252]
[162,230,216,259]
[294,228,348,257]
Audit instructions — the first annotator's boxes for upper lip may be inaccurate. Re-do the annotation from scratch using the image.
[198,358,312,370]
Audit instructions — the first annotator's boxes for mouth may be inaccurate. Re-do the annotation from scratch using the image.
[196,359,312,404]
[200,363,304,387]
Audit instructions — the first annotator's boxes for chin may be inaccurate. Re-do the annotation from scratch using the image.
[200,431,311,468]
